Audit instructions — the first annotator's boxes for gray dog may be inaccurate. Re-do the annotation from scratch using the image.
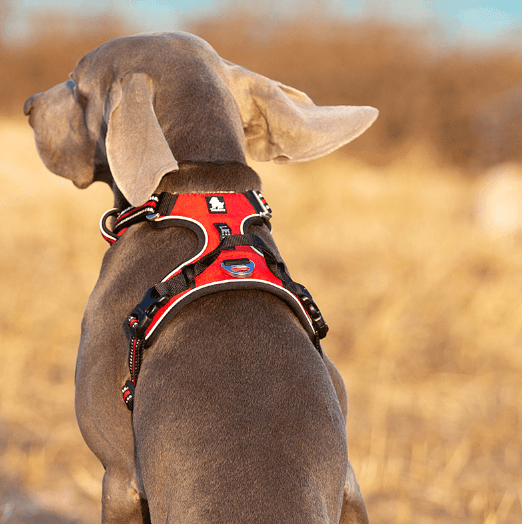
[24,32,377,524]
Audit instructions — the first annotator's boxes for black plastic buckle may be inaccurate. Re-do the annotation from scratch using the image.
[129,288,170,338]
[300,295,329,339]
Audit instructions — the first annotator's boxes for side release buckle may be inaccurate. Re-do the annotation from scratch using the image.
[300,295,329,340]
[128,289,170,338]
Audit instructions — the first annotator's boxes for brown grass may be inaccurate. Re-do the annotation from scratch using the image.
[1,118,521,523]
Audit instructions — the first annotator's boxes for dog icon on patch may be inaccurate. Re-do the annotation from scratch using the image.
[206,196,227,213]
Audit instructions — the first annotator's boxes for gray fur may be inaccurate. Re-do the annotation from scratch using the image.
[24,32,376,523]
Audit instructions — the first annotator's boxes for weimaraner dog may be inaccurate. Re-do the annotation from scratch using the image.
[24,32,377,524]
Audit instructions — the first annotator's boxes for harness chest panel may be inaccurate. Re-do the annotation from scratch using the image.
[101,190,328,410]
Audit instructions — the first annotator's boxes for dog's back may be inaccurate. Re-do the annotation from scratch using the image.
[136,291,347,523]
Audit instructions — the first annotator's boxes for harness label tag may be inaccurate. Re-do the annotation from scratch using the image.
[214,222,232,239]
[206,196,227,213]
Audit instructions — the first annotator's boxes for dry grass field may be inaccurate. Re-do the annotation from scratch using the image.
[1,116,521,523]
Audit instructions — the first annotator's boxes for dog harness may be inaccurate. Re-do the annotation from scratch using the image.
[100,190,328,410]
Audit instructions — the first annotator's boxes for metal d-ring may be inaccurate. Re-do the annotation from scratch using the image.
[221,258,255,278]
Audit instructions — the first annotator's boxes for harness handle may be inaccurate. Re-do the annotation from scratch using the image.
[151,233,328,340]
[154,234,286,297]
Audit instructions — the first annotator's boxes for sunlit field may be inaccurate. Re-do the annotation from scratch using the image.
[1,117,521,523]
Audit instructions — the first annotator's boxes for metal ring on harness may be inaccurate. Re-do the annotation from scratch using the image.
[99,208,120,244]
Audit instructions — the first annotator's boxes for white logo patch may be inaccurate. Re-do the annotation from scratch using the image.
[206,196,227,213]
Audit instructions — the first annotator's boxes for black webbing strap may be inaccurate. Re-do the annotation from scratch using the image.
[112,197,159,235]
[152,234,297,298]
[155,192,178,217]
[113,193,178,236]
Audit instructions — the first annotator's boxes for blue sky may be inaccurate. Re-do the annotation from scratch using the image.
[3,0,522,46]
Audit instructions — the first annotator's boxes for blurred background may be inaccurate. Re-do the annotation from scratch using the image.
[1,1,522,523]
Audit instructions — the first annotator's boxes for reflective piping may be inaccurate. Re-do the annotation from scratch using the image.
[147,215,209,282]
[144,278,314,341]
[252,190,272,218]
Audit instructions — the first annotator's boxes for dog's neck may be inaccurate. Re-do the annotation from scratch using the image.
[113,161,263,210]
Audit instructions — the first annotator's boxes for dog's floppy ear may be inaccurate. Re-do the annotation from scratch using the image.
[106,72,178,206]
[222,62,378,163]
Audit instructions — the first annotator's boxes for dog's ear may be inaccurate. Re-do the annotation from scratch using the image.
[222,62,378,163]
[106,72,178,206]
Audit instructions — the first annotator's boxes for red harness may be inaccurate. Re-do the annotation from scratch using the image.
[100,190,328,410]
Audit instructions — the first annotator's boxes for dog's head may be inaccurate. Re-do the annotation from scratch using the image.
[24,32,378,206]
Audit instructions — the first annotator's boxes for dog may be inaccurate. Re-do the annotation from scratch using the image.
[24,32,378,524]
